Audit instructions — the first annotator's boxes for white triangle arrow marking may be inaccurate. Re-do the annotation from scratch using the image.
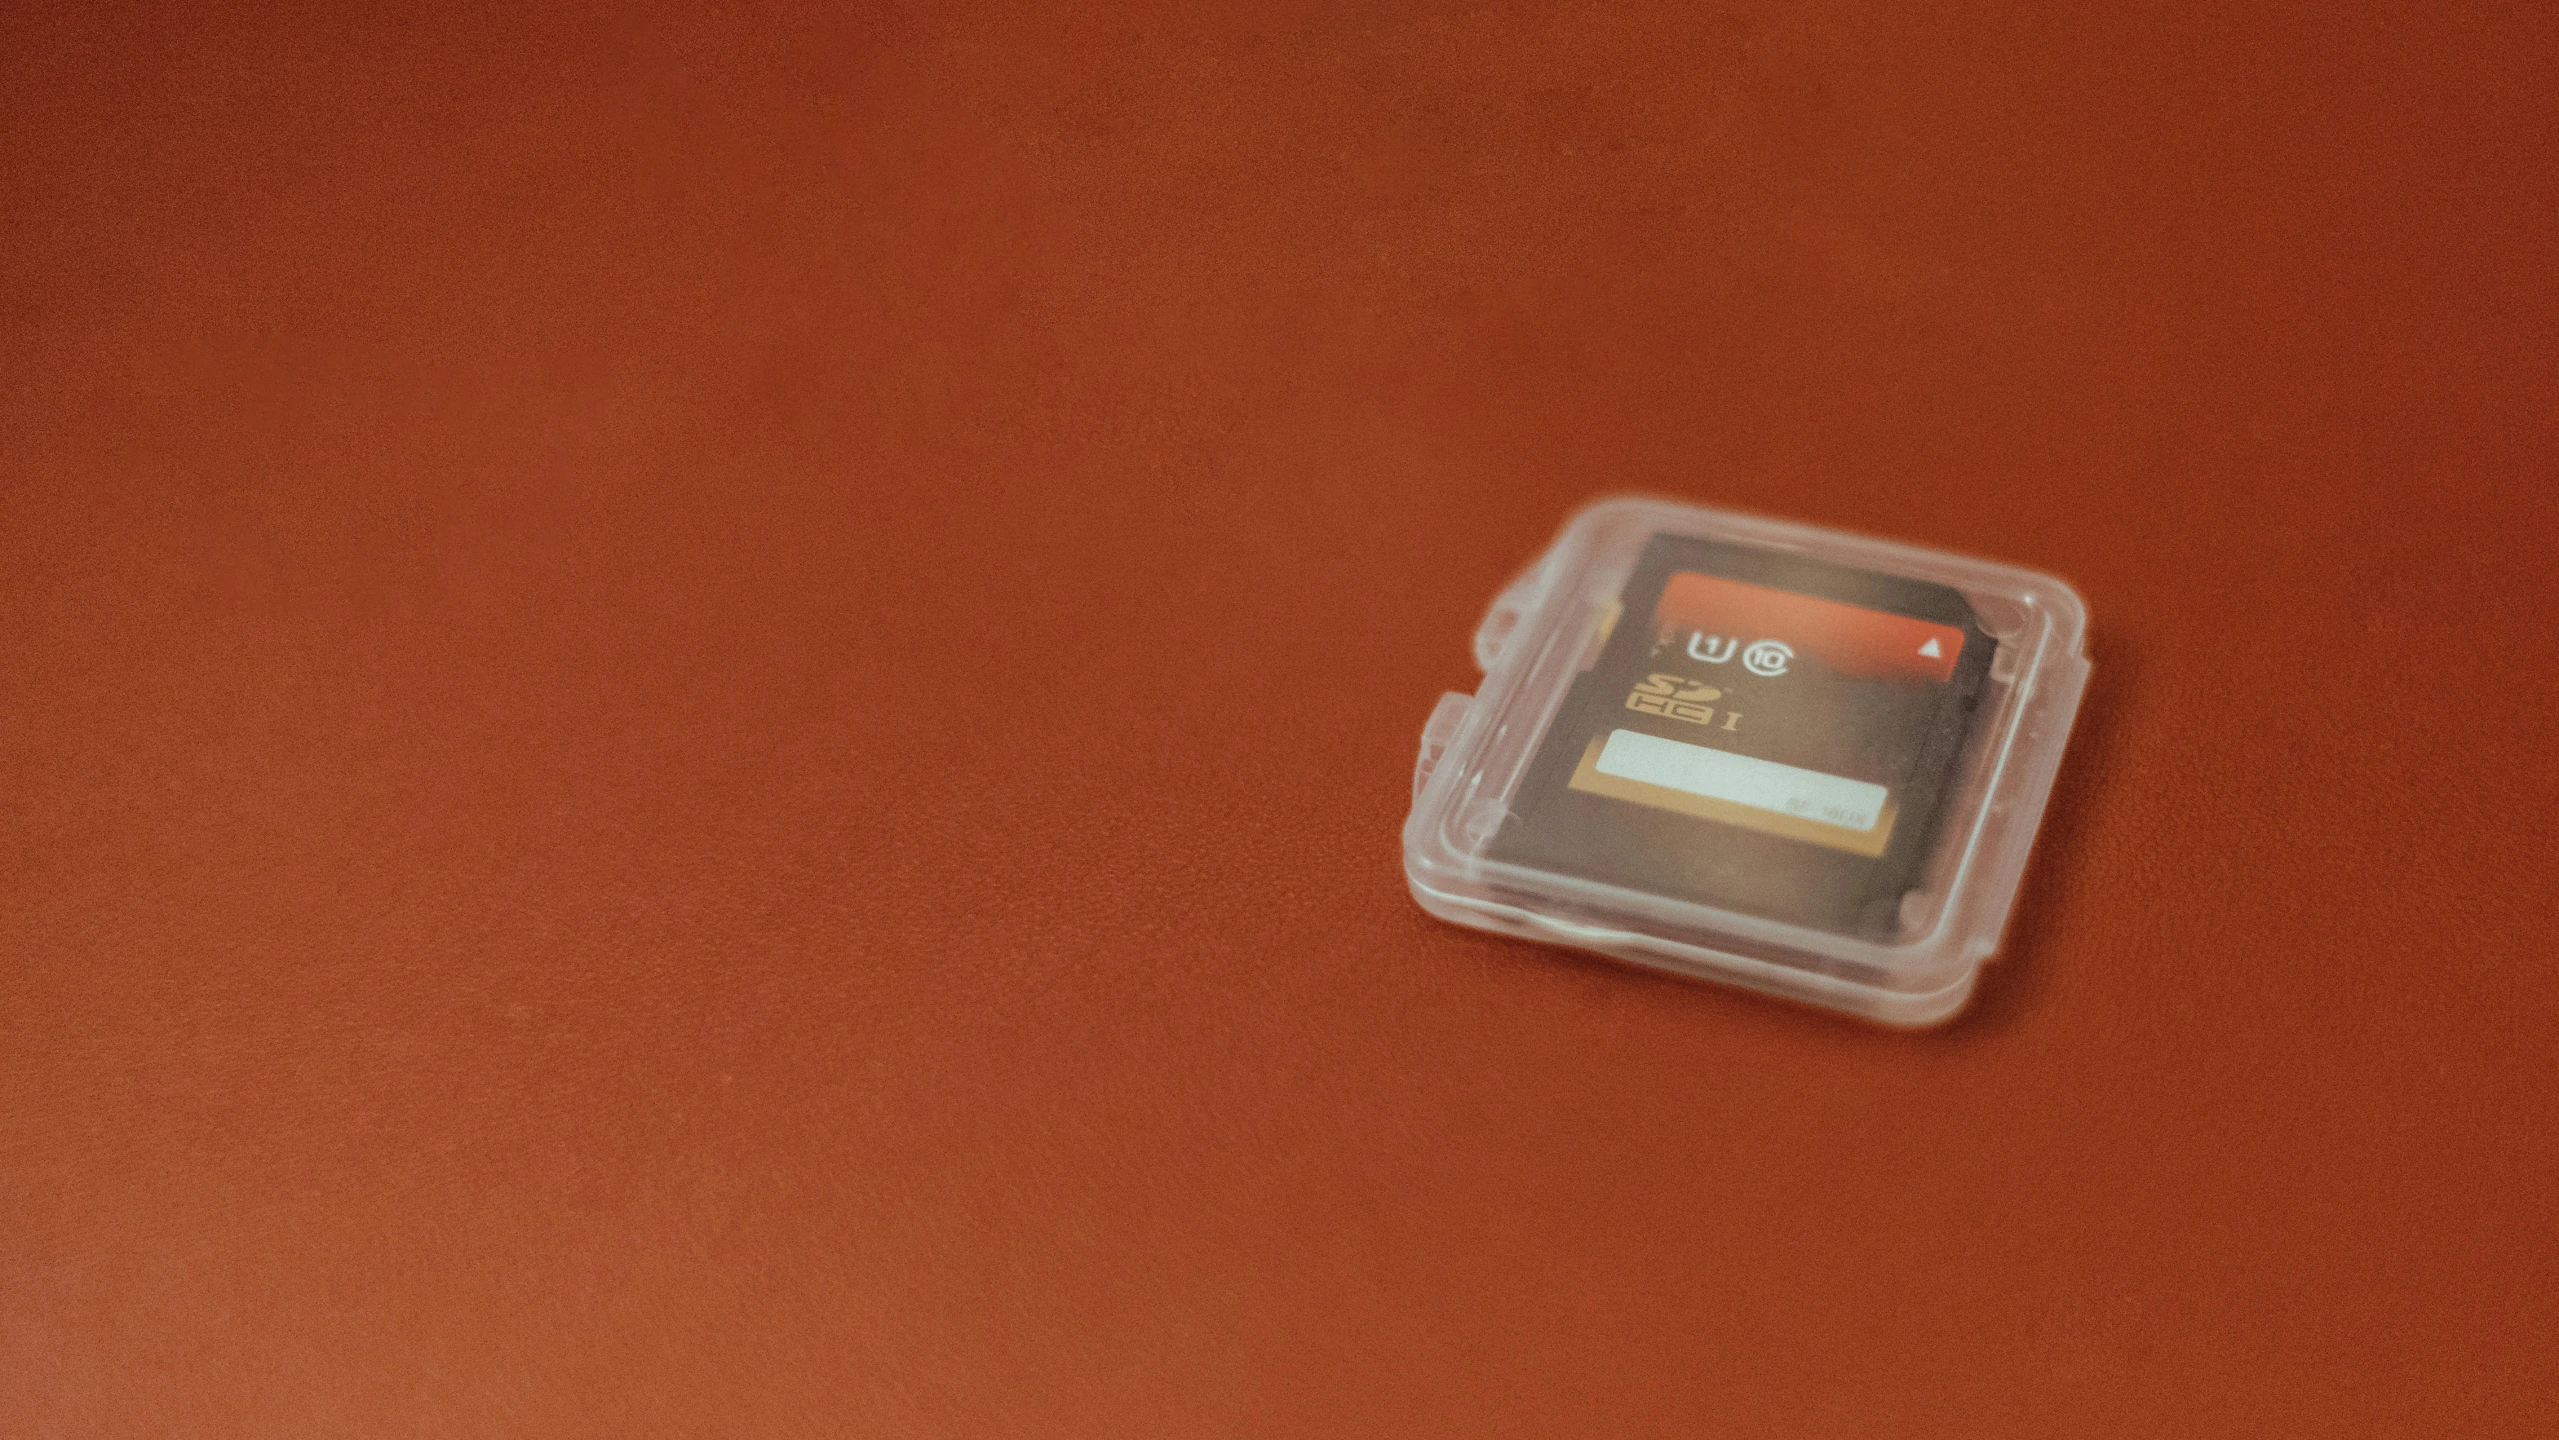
[1918,637,1942,659]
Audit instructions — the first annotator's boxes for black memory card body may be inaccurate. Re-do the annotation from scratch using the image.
[1489,535,1994,938]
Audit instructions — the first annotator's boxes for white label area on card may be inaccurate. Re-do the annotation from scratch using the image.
[1591,729,1888,833]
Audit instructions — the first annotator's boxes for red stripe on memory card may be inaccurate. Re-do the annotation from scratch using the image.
[1653,572,1968,684]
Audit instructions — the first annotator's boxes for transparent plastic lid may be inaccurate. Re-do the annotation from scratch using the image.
[1404,496,2091,1027]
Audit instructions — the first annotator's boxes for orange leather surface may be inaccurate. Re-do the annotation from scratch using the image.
[6,3,2554,1434]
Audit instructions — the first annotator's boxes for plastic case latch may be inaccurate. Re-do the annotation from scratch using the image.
[1414,692,1475,799]
[1472,556,1559,671]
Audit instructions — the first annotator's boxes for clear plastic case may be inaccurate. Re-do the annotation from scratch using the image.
[1404,497,2090,1026]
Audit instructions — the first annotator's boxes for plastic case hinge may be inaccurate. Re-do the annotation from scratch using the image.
[1971,652,2093,950]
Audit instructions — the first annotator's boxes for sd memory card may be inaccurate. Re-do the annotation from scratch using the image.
[1404,497,2090,1026]
[1489,534,1996,938]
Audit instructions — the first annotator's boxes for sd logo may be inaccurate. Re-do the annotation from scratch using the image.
[1625,674,1743,732]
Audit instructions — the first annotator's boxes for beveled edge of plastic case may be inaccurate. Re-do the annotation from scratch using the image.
[1403,495,2091,1027]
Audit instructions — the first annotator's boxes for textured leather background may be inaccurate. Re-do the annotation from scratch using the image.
[5,3,2554,1435]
